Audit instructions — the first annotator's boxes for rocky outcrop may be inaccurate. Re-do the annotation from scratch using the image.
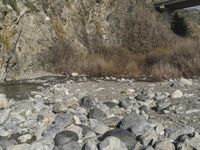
[0,0,166,81]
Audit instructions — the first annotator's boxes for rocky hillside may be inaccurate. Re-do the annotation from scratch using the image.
[0,0,172,81]
[0,0,200,81]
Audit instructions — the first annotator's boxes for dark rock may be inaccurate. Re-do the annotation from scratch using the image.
[88,108,105,121]
[77,125,93,137]
[135,94,146,101]
[119,99,131,109]
[103,102,117,108]
[156,99,171,113]
[54,113,73,127]
[139,105,149,113]
[80,96,94,109]
[118,114,146,130]
[102,128,137,149]
[54,130,79,146]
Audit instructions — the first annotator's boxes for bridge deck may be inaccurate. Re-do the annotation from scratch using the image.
[154,0,200,11]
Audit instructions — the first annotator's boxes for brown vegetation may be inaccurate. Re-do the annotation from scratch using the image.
[39,4,200,81]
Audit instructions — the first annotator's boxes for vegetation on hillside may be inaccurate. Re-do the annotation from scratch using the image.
[38,4,200,81]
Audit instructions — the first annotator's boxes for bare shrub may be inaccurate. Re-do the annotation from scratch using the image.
[123,5,176,52]
[145,38,200,80]
[150,62,181,81]
[39,41,143,78]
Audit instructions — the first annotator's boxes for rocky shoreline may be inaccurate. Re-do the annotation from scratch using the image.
[0,76,200,150]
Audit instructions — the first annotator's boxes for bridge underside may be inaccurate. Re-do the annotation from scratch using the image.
[155,0,200,12]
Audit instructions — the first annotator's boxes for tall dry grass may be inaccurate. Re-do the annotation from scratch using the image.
[145,38,200,80]
[38,4,200,81]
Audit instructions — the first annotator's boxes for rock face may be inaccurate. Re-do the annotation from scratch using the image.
[0,0,166,81]
[0,0,137,80]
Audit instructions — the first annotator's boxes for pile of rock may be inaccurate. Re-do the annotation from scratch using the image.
[0,78,200,150]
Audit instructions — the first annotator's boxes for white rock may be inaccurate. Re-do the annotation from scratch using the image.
[72,72,79,76]
[180,78,192,86]
[99,136,128,150]
[0,94,8,109]
[18,134,32,143]
[53,97,79,113]
[0,109,11,125]
[7,144,30,150]
[73,115,81,125]
[171,90,183,98]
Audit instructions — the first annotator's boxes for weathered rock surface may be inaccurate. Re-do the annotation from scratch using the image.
[1,77,200,149]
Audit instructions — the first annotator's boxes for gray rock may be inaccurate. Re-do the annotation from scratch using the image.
[29,137,54,150]
[0,109,11,125]
[53,99,79,113]
[154,139,175,150]
[89,119,110,135]
[54,130,79,146]
[139,105,149,113]
[119,114,153,136]
[56,141,81,150]
[103,116,121,127]
[139,129,158,146]
[99,136,128,150]
[80,96,94,109]
[83,139,98,150]
[54,113,73,127]
[102,129,137,149]
[168,126,195,141]
[78,125,93,137]
[176,132,200,150]
[119,99,131,109]
[103,102,118,108]
[43,113,73,137]
[135,94,146,101]
[7,144,30,150]
[156,99,171,112]
[88,108,105,121]
[145,146,155,150]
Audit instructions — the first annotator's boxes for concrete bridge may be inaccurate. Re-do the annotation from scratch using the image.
[154,0,200,21]
[154,0,200,12]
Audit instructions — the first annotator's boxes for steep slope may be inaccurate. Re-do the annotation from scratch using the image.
[0,0,173,81]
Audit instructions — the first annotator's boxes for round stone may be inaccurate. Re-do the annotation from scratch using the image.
[54,130,79,146]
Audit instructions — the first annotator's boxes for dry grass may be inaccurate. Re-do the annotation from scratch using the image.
[38,4,200,81]
[145,38,200,80]
[39,41,143,79]
[39,37,200,80]
[0,29,14,53]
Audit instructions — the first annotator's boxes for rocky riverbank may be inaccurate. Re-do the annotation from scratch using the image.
[0,76,200,150]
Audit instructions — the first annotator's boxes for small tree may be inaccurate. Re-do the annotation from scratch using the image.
[171,12,190,37]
